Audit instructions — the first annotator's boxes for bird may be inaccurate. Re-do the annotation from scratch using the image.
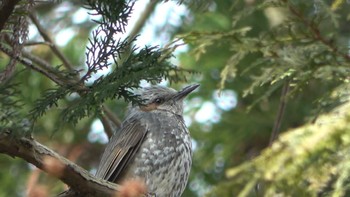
[95,84,200,197]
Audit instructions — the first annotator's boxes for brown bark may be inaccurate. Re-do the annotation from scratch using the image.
[0,132,119,197]
[0,0,21,32]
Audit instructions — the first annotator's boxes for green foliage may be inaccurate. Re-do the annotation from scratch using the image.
[27,0,194,126]
[0,82,30,135]
[65,46,190,125]
[0,82,20,130]
[177,0,350,196]
[2,0,350,196]
[29,87,68,119]
[181,0,350,109]
[85,0,133,27]
[208,102,350,197]
[1,0,198,195]
[29,46,192,125]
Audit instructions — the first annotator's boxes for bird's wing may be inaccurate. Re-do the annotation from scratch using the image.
[95,118,148,182]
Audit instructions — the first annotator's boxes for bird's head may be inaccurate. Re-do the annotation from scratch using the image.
[138,84,199,115]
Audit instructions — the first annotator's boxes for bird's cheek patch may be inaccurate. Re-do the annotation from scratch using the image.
[139,103,158,112]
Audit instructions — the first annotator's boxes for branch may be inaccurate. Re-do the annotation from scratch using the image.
[0,0,21,32]
[286,2,350,62]
[127,0,159,43]
[2,41,121,138]
[29,13,75,70]
[3,9,124,138]
[102,105,121,129]
[29,14,122,135]
[269,81,289,146]
[0,132,119,196]
[99,114,114,139]
[0,42,65,86]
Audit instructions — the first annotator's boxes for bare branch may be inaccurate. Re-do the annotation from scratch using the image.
[127,0,159,43]
[0,58,16,83]
[0,0,21,32]
[100,114,114,139]
[29,13,75,70]
[286,2,350,62]
[269,81,290,146]
[0,43,65,86]
[102,105,122,129]
[0,132,119,196]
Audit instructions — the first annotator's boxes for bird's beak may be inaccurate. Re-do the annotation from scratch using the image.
[173,84,200,101]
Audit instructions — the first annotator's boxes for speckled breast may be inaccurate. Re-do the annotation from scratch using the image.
[127,110,192,197]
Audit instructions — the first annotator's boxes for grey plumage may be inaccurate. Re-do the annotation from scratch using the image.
[95,84,199,197]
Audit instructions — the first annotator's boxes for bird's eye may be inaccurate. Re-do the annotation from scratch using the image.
[154,98,164,104]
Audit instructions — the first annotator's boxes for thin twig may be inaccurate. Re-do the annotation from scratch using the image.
[0,58,16,83]
[269,81,290,146]
[101,104,122,139]
[102,105,122,129]
[24,41,51,46]
[29,13,75,70]
[0,43,64,86]
[99,114,114,139]
[286,2,350,62]
[159,38,186,62]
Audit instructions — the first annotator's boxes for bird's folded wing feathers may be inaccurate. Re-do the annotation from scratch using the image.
[95,119,148,182]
